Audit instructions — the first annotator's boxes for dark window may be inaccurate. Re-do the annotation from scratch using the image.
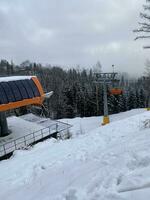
[8,81,22,101]
[0,82,15,103]
[15,81,29,99]
[0,78,41,105]
[28,79,40,97]
[0,84,8,104]
[21,80,34,98]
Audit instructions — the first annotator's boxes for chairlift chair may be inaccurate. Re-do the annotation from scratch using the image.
[109,88,123,95]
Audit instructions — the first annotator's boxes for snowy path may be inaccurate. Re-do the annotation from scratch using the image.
[0,109,150,199]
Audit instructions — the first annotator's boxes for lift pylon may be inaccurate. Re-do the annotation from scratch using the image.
[94,72,120,125]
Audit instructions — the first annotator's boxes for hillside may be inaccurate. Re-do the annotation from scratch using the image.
[0,109,150,200]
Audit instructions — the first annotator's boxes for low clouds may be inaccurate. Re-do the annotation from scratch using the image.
[0,0,148,76]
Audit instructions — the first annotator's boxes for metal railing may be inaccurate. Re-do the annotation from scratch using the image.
[0,121,72,157]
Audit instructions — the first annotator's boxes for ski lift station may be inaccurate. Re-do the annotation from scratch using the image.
[0,76,71,159]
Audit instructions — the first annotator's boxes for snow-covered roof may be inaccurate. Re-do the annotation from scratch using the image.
[0,76,36,82]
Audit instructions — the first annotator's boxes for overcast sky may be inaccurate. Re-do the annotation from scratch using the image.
[0,0,149,76]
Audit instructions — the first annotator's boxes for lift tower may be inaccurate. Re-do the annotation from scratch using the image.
[94,72,119,125]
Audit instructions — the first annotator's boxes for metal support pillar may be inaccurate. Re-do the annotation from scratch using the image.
[147,95,150,111]
[0,112,10,137]
[102,82,110,125]
[94,72,119,126]
[96,85,99,116]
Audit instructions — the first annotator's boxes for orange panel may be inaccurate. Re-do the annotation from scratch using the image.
[109,88,123,95]
[32,76,45,103]
[0,97,43,112]
[32,77,44,96]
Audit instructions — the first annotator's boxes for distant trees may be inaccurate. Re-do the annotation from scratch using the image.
[0,60,14,76]
[0,59,147,119]
[134,0,150,48]
[93,61,102,73]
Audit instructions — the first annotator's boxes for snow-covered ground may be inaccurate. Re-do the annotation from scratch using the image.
[0,114,70,157]
[0,109,150,200]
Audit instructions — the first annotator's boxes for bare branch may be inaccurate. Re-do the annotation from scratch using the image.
[134,0,150,46]
[140,12,150,20]
[135,36,150,40]
[143,6,150,10]
[143,46,150,48]
[133,28,150,33]
[138,22,150,27]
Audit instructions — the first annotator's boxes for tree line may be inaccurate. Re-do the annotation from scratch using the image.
[0,59,148,119]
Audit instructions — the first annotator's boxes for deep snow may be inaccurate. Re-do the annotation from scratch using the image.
[0,109,150,200]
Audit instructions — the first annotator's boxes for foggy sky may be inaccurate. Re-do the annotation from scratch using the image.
[0,0,149,76]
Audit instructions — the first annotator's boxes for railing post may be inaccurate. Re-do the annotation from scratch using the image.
[24,136,26,146]
[33,132,35,142]
[49,126,51,135]
[41,129,44,138]
[56,123,58,132]
[14,140,17,150]
[3,144,6,155]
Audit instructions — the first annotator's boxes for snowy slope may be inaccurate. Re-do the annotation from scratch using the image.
[60,109,146,137]
[0,109,150,200]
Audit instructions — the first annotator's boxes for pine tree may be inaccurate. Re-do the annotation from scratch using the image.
[139,89,146,108]
[127,90,138,110]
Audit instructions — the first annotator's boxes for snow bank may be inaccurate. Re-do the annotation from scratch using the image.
[0,109,150,200]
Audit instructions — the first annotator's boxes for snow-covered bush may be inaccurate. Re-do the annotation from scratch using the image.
[140,119,150,130]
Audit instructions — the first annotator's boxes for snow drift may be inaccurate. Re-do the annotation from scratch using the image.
[0,109,150,200]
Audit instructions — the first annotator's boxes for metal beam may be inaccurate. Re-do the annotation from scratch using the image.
[0,112,10,137]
